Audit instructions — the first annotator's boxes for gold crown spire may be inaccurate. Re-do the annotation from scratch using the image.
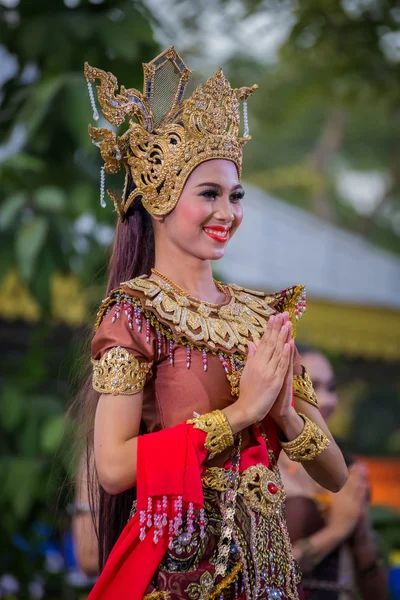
[84,47,257,220]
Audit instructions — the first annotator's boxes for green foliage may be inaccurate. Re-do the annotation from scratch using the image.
[228,0,400,250]
[1,0,160,311]
[0,328,74,594]
[0,1,159,595]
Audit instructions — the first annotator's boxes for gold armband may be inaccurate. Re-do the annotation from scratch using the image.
[187,410,234,458]
[91,346,153,395]
[293,368,318,409]
[280,413,330,462]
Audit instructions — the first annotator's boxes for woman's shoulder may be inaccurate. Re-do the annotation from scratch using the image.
[92,276,158,362]
[94,275,152,331]
[222,281,307,322]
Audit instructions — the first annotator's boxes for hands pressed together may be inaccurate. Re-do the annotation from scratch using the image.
[236,311,296,426]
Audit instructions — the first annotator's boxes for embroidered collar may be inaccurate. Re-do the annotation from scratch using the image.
[110,275,306,354]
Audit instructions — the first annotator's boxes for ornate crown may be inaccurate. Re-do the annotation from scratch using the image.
[84,47,257,220]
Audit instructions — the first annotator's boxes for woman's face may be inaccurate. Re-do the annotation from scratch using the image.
[156,159,244,261]
[301,352,338,421]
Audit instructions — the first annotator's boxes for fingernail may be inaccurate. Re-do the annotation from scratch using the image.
[269,316,275,324]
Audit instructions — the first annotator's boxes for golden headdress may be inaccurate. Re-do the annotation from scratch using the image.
[84,47,257,220]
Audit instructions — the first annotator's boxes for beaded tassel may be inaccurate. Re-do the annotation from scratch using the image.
[153,499,162,543]
[186,502,195,541]
[202,348,208,372]
[162,495,168,528]
[139,509,146,541]
[218,352,230,374]
[169,339,174,366]
[123,296,134,329]
[146,497,153,528]
[168,519,174,549]
[157,330,163,359]
[243,100,249,138]
[186,344,191,369]
[234,582,239,599]
[86,79,99,121]
[146,318,151,343]
[134,303,143,333]
[173,496,183,536]
[199,508,206,539]
[294,288,307,320]
[100,166,106,208]
[112,292,121,322]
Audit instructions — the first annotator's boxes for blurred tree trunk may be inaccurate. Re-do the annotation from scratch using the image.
[308,108,347,223]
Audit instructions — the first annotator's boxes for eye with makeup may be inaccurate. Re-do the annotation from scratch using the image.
[230,189,245,203]
[199,188,219,200]
[199,188,245,203]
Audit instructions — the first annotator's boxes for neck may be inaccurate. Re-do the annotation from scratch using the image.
[153,245,223,304]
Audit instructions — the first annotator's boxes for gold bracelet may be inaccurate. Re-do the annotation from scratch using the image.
[187,410,234,458]
[280,413,330,462]
[293,368,319,409]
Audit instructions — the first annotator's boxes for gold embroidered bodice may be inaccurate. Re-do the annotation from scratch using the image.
[92,275,308,427]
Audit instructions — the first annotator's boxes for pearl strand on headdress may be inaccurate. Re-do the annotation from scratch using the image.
[86,80,99,121]
[100,166,106,208]
[243,100,249,138]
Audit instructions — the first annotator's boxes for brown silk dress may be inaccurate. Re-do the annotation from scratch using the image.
[91,275,307,600]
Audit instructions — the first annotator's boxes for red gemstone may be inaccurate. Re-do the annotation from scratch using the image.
[267,482,278,495]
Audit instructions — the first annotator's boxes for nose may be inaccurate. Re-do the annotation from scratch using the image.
[214,195,234,224]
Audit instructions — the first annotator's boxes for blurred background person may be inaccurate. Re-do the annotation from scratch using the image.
[279,348,389,600]
[71,454,99,579]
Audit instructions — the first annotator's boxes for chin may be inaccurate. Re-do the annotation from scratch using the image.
[205,247,227,261]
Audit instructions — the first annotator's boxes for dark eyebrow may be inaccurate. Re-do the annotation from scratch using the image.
[195,182,243,192]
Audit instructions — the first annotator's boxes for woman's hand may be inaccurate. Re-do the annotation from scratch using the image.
[328,463,369,538]
[268,327,305,440]
[224,313,293,432]
[268,319,295,422]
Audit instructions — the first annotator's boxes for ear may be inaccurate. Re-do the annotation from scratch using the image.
[151,214,166,224]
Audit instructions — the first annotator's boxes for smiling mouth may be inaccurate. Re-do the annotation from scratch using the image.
[203,226,230,243]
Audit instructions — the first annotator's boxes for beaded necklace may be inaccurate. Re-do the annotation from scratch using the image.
[150,268,228,308]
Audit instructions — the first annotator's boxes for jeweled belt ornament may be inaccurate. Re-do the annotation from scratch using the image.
[203,455,301,600]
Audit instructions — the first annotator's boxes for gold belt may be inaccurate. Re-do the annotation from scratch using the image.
[202,463,285,518]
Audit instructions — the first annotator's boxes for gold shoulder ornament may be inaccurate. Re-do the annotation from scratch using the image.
[293,367,319,409]
[91,346,153,395]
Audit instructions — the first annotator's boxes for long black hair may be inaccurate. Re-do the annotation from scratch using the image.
[74,185,154,570]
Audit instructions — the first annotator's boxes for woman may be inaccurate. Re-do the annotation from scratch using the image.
[279,348,389,600]
[79,47,348,600]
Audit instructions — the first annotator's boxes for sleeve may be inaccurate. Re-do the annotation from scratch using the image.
[91,291,155,395]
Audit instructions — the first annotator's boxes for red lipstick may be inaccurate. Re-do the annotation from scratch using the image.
[203,225,230,243]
